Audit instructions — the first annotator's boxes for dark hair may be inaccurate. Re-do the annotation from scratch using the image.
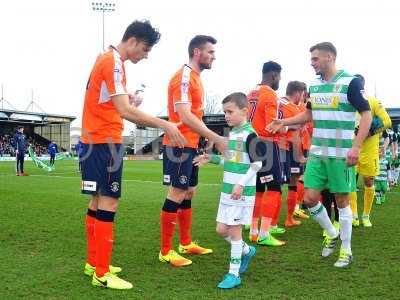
[122,20,161,46]
[262,61,282,75]
[188,35,217,58]
[222,92,248,109]
[354,74,365,89]
[286,81,307,96]
[309,42,337,57]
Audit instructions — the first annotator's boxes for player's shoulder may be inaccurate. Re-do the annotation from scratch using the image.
[170,65,197,86]
[259,85,277,101]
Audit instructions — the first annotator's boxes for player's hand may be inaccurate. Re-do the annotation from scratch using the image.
[231,184,244,200]
[193,154,210,167]
[214,136,228,154]
[346,146,360,166]
[128,91,143,107]
[164,122,187,148]
[266,119,285,134]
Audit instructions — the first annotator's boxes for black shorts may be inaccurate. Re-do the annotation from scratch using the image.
[163,146,198,190]
[288,143,303,176]
[81,143,123,198]
[256,141,283,192]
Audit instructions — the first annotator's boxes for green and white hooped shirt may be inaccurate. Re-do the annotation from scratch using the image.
[211,122,262,207]
[309,70,357,159]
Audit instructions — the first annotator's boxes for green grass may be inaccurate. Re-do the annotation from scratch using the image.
[1,160,399,299]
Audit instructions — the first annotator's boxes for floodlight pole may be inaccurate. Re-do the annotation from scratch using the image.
[91,2,116,51]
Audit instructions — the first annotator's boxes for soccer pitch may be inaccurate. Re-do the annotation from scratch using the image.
[1,160,399,299]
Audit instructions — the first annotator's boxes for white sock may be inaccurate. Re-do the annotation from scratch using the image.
[250,229,259,236]
[242,241,250,256]
[229,240,242,277]
[258,230,269,239]
[338,206,352,254]
[308,202,337,238]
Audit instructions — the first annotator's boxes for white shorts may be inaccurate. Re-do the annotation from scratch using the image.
[216,203,253,226]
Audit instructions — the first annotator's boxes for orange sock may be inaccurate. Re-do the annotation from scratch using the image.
[261,190,281,218]
[251,192,263,234]
[161,211,178,255]
[296,180,304,205]
[271,192,282,226]
[253,192,263,218]
[177,205,192,246]
[85,209,96,266]
[95,210,115,277]
[286,189,297,218]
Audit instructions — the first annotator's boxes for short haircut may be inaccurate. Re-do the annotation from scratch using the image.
[262,61,282,75]
[309,42,337,57]
[188,35,217,58]
[354,74,365,89]
[286,81,307,96]
[222,92,248,109]
[122,20,161,46]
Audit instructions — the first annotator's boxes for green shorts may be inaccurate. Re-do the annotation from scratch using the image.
[375,180,388,193]
[304,156,356,193]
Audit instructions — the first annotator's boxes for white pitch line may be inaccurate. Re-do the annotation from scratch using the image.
[0,173,220,186]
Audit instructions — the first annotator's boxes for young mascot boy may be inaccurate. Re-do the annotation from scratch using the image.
[194,92,264,289]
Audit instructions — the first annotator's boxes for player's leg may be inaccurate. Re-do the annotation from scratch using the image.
[216,205,253,260]
[294,175,309,219]
[304,157,339,258]
[160,146,193,266]
[20,153,25,175]
[255,142,285,245]
[268,145,286,235]
[333,193,353,268]
[270,148,289,230]
[85,144,131,289]
[249,189,263,242]
[285,175,301,227]
[362,176,375,227]
[177,187,194,247]
[217,224,242,289]
[286,145,303,225]
[257,181,285,246]
[381,180,388,203]
[84,195,98,272]
[375,180,382,205]
[326,160,355,267]
[177,150,212,255]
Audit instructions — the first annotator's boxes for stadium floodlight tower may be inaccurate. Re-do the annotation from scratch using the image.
[91,2,116,51]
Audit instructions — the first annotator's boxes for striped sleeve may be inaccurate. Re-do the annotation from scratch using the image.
[102,54,127,101]
[173,66,192,106]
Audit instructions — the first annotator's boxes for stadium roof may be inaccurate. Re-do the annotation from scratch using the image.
[0,108,75,125]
